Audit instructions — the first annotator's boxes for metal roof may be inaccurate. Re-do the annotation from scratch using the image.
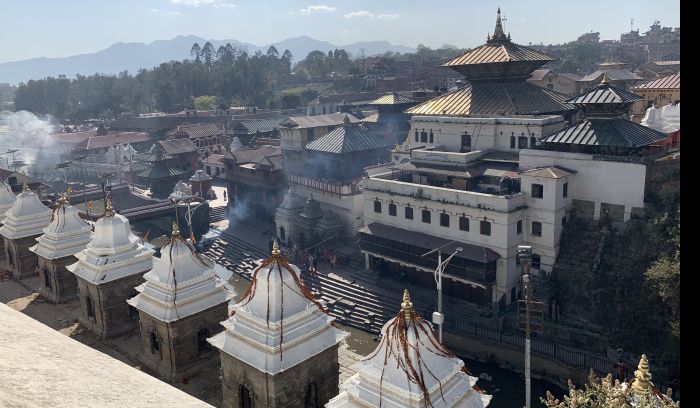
[234,117,287,134]
[567,83,644,104]
[158,138,197,155]
[279,113,360,129]
[360,222,500,263]
[170,123,222,139]
[406,82,573,116]
[443,42,554,67]
[632,73,680,90]
[137,166,188,179]
[579,69,642,82]
[369,93,418,105]
[519,166,576,179]
[542,118,668,148]
[305,124,393,154]
[361,113,380,123]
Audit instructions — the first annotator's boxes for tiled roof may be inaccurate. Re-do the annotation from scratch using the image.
[443,42,554,67]
[369,93,418,105]
[305,124,393,154]
[158,138,197,155]
[72,132,149,150]
[225,145,283,170]
[279,113,360,129]
[234,117,287,134]
[567,83,644,104]
[542,118,668,148]
[579,69,642,82]
[632,73,680,90]
[519,166,576,179]
[170,123,222,139]
[406,82,573,116]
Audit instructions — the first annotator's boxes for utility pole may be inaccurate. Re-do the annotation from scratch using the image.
[517,245,544,408]
[422,242,463,343]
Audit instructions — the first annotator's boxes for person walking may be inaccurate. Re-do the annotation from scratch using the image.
[330,253,337,270]
[223,190,227,201]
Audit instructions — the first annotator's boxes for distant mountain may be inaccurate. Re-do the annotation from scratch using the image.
[0,35,415,84]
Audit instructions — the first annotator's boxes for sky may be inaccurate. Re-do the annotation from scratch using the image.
[0,0,680,63]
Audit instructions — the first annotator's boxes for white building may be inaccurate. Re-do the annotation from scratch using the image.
[29,197,92,303]
[327,290,491,407]
[208,242,347,407]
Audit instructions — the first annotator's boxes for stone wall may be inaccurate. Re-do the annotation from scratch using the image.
[137,302,228,382]
[37,255,79,303]
[220,344,340,408]
[4,235,41,280]
[76,273,145,339]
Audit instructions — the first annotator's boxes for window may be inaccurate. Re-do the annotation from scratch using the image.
[518,136,528,149]
[405,206,413,220]
[373,200,381,213]
[150,332,160,356]
[563,182,568,198]
[8,176,17,185]
[422,209,431,224]
[530,136,537,148]
[388,203,397,216]
[510,136,516,149]
[414,130,419,142]
[480,220,491,236]
[43,269,51,292]
[440,213,450,227]
[86,296,94,319]
[531,184,543,198]
[305,383,319,408]
[197,328,212,354]
[429,131,434,143]
[532,254,541,269]
[532,221,542,237]
[517,220,522,235]
[240,385,253,408]
[459,216,469,231]
[461,133,472,152]
[420,131,428,143]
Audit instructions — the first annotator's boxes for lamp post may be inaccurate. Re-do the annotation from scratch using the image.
[422,242,463,343]
[516,245,543,408]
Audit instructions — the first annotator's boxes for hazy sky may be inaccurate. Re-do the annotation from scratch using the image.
[0,0,680,63]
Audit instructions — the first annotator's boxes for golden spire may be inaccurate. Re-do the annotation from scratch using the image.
[400,289,414,321]
[172,221,180,238]
[601,71,610,85]
[394,144,401,152]
[104,198,115,217]
[631,354,653,395]
[271,239,280,256]
[58,192,68,205]
[492,7,506,40]
[22,180,29,193]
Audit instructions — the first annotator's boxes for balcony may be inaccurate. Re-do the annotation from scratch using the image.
[288,174,362,196]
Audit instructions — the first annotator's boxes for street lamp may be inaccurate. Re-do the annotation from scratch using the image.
[421,242,463,343]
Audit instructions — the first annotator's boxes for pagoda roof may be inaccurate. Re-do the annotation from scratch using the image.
[542,118,668,148]
[0,182,16,224]
[327,290,491,408]
[305,122,393,154]
[0,185,52,240]
[567,82,644,105]
[144,146,172,163]
[369,93,418,106]
[579,69,642,83]
[67,202,153,285]
[128,225,233,322]
[29,200,92,260]
[406,82,573,116]
[444,41,554,68]
[158,138,197,155]
[208,242,347,374]
[137,165,188,179]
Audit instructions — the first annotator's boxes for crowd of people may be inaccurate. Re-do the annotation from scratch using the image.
[270,239,341,274]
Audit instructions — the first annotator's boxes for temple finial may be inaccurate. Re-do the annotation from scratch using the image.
[271,239,280,256]
[493,7,506,39]
[22,180,29,193]
[104,198,115,217]
[172,222,180,238]
[601,71,610,85]
[631,354,653,395]
[400,289,414,321]
[343,114,351,126]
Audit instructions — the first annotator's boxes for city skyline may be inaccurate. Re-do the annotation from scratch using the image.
[0,0,680,64]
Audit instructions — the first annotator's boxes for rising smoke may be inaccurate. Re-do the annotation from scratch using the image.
[0,110,63,179]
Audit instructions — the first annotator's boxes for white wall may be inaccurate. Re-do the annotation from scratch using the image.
[519,149,647,220]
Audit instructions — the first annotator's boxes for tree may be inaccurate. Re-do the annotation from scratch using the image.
[194,95,217,111]
[266,45,279,58]
[190,43,202,63]
[201,42,214,67]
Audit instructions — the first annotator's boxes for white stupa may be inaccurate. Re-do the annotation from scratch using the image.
[327,290,491,408]
[0,182,52,240]
[230,137,244,152]
[66,199,153,285]
[127,222,234,322]
[0,181,17,225]
[29,197,92,260]
[641,103,680,134]
[169,180,193,201]
[208,241,347,374]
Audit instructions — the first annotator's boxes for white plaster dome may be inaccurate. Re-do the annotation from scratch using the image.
[0,185,52,240]
[0,182,17,223]
[147,234,216,285]
[90,210,139,250]
[30,200,92,260]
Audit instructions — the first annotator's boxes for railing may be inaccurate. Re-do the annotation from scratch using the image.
[288,174,362,196]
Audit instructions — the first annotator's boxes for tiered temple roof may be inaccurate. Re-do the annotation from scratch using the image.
[127,223,233,322]
[305,118,394,154]
[0,181,17,224]
[0,182,52,240]
[208,241,347,374]
[327,290,491,407]
[66,200,153,284]
[29,196,92,260]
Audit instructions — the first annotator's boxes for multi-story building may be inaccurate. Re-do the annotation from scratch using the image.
[578,62,643,91]
[169,123,226,158]
[528,69,583,97]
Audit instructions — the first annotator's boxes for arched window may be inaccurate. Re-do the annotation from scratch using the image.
[240,385,253,408]
[429,131,434,143]
[43,269,51,292]
[414,130,419,142]
[305,382,319,408]
[510,136,516,149]
[530,137,537,148]
[279,226,286,241]
[86,296,94,319]
[150,332,161,357]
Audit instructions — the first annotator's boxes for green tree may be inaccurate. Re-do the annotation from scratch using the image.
[190,43,201,63]
[194,95,217,111]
